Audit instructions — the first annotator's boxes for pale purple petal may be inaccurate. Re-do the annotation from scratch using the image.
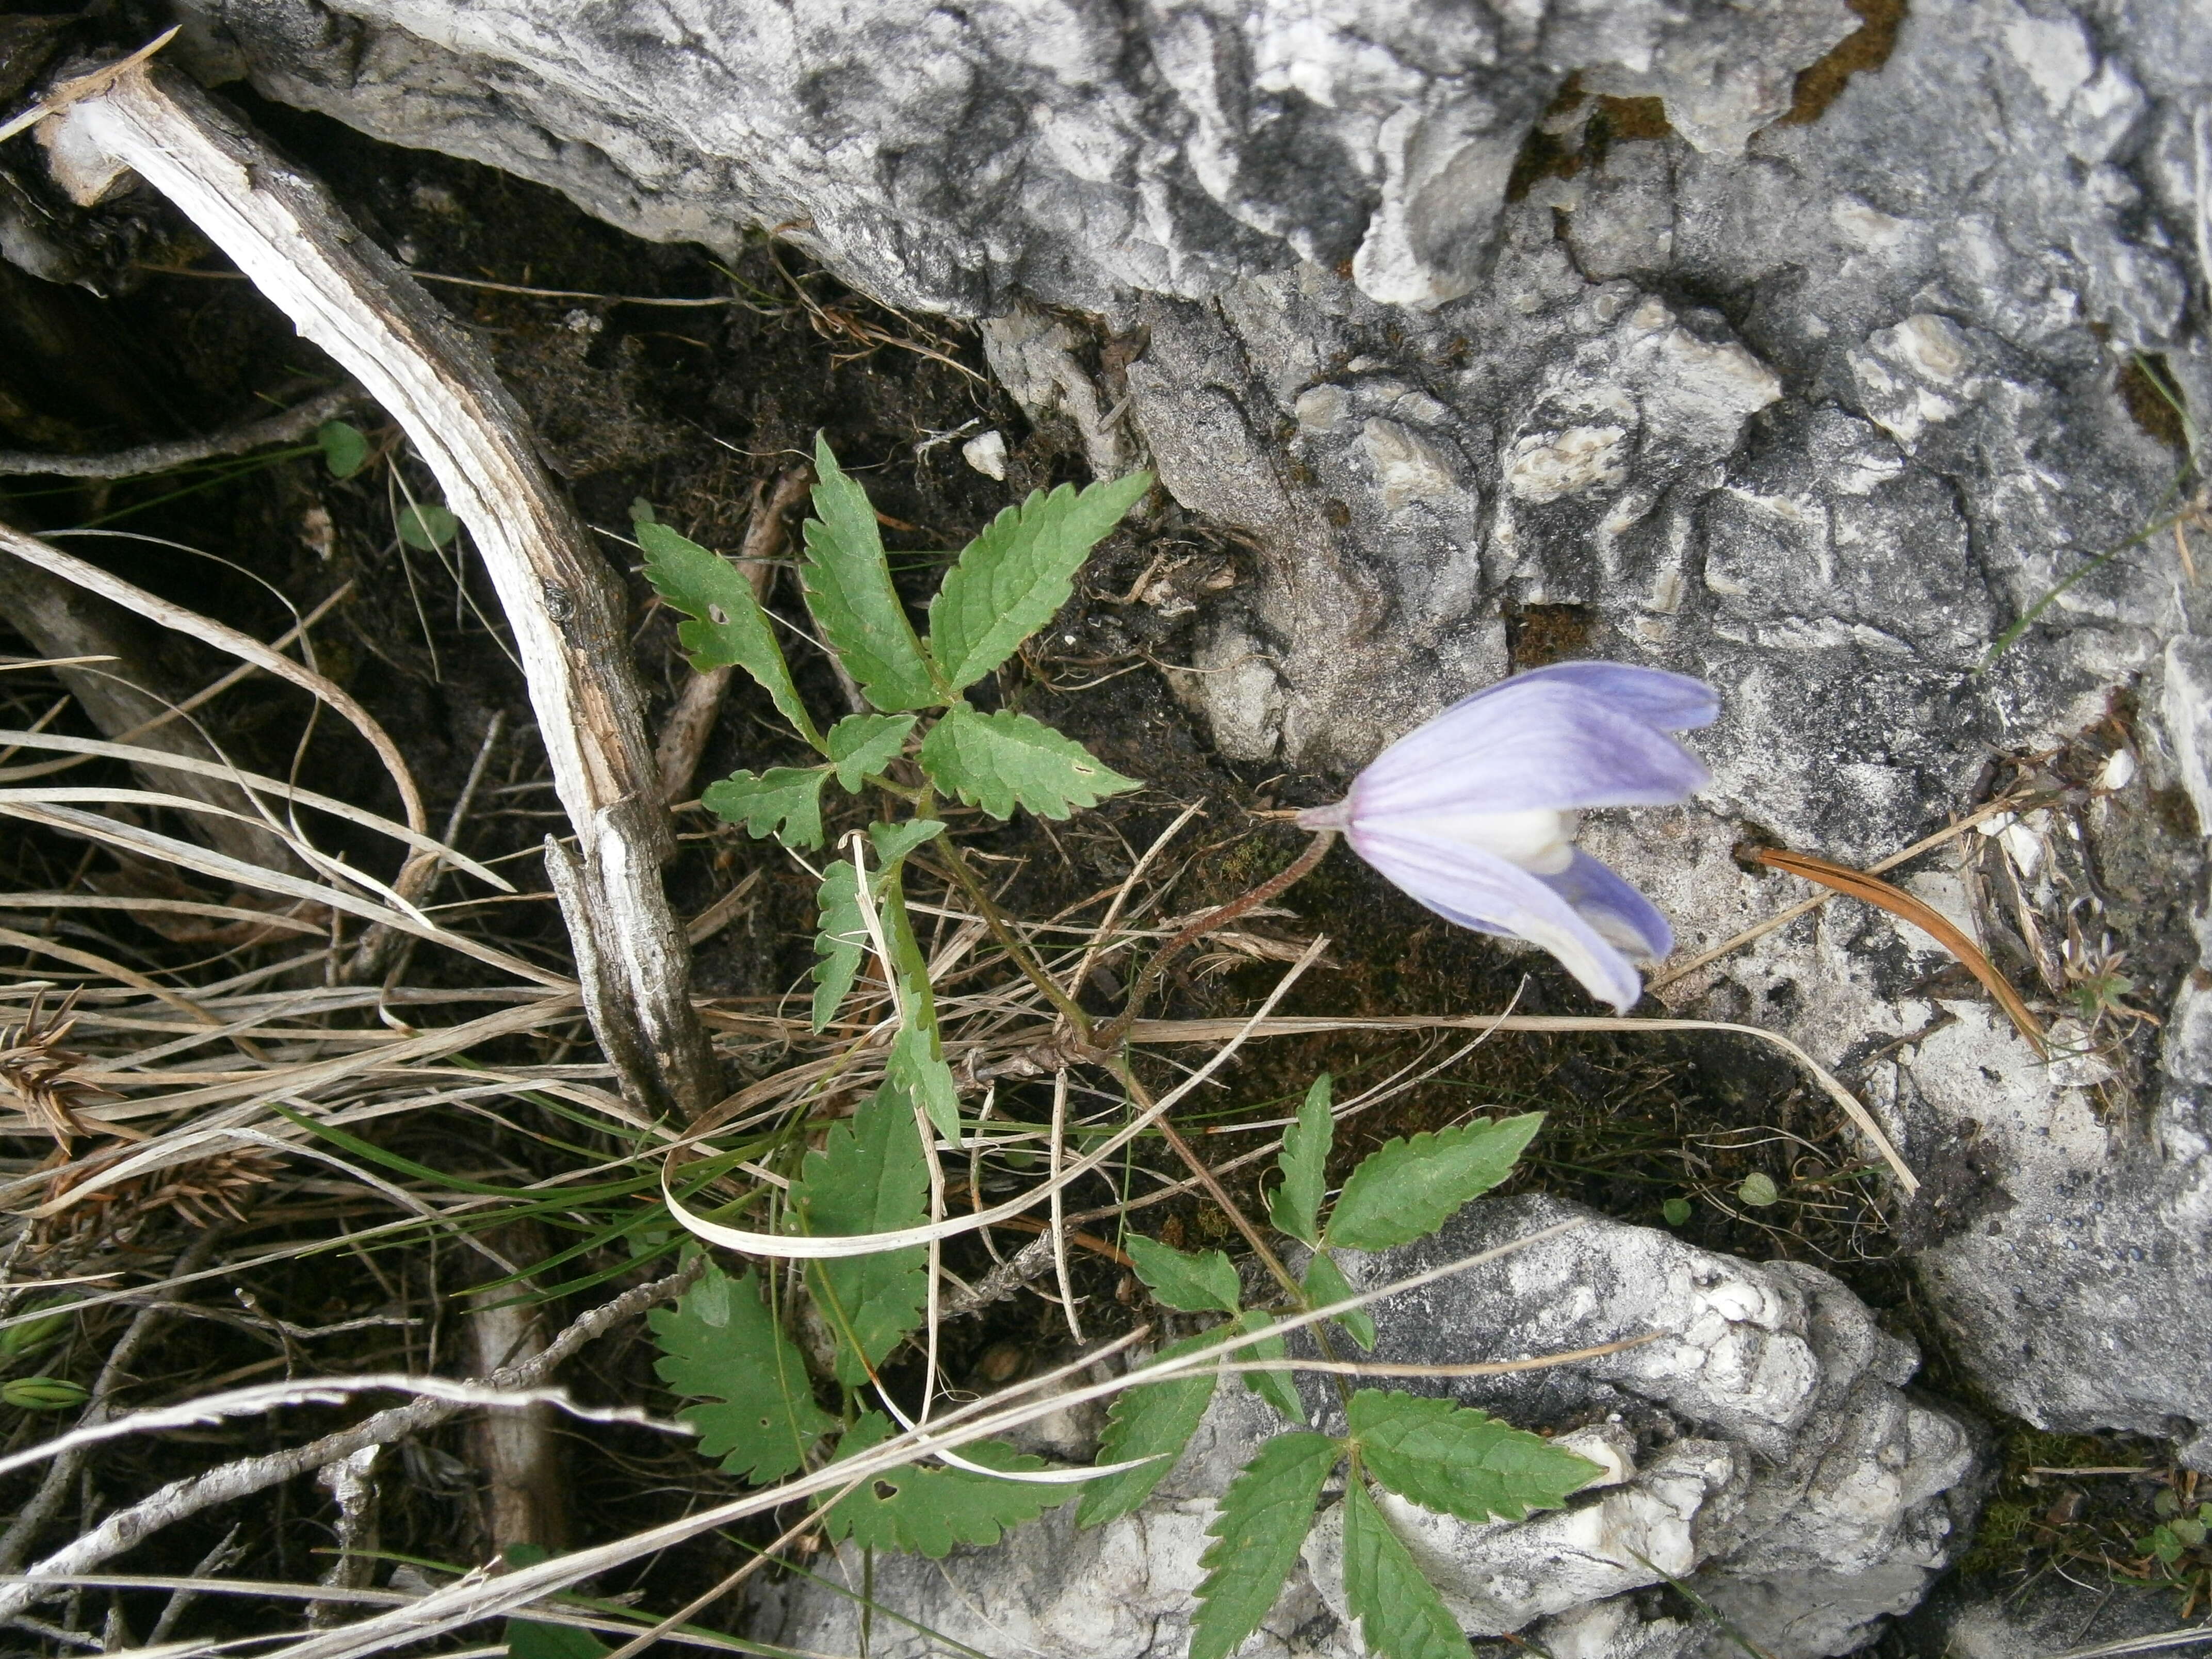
[1350,823,1646,1012]
[1443,662,1718,730]
[1536,850,1674,961]
[1348,680,1711,823]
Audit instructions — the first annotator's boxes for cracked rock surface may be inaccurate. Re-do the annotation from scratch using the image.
[748,1197,1983,1659]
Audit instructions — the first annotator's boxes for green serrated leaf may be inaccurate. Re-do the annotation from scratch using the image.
[1125,1235,1242,1314]
[826,712,914,790]
[701,767,828,849]
[1270,1073,1333,1246]
[811,859,866,1034]
[825,1412,1061,1556]
[641,519,823,749]
[1076,1330,1221,1528]
[398,501,459,550]
[886,1022,960,1143]
[650,1264,835,1484]
[918,705,1137,820]
[1191,1431,1340,1659]
[1233,1309,1305,1424]
[800,435,941,711]
[867,817,944,872]
[1349,1389,1597,1524]
[1341,1476,1470,1659]
[1303,1250,1375,1352]
[317,419,368,479]
[1325,1114,1543,1251]
[926,471,1151,690]
[790,1084,929,1387]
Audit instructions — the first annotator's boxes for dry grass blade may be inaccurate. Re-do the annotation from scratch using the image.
[34,60,714,1114]
[1108,1009,1920,1194]
[0,523,427,839]
[1752,846,2046,1055]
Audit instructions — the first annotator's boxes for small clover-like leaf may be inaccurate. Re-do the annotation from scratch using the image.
[799,435,941,711]
[1341,1476,1470,1659]
[650,1264,835,1484]
[397,501,459,550]
[1303,1249,1375,1352]
[317,419,369,479]
[1076,1330,1219,1528]
[824,1412,1061,1556]
[1270,1072,1333,1246]
[826,711,914,790]
[790,1083,929,1387]
[701,767,828,849]
[1233,1309,1305,1425]
[1325,1114,1543,1252]
[1349,1389,1598,1524]
[926,471,1151,691]
[641,519,822,749]
[918,705,1137,820]
[1125,1235,1241,1314]
[1190,1432,1340,1659]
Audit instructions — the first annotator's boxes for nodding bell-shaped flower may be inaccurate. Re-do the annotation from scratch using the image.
[1297,662,1717,1014]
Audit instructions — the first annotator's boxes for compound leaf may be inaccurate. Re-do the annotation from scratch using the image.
[1126,1235,1241,1314]
[799,435,940,711]
[1270,1072,1333,1246]
[826,712,914,791]
[810,858,866,1033]
[1303,1249,1375,1352]
[789,1084,929,1387]
[926,472,1151,690]
[1233,1309,1305,1425]
[824,1412,1061,1556]
[918,705,1137,820]
[1076,1330,1220,1528]
[1191,1431,1341,1659]
[1325,1114,1543,1251]
[640,519,821,749]
[1349,1389,1598,1524]
[650,1264,834,1485]
[1342,1476,1470,1659]
[702,767,827,849]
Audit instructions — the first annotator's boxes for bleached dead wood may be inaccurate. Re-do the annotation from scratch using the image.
[35,61,715,1118]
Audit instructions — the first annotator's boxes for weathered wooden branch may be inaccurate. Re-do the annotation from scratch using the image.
[0,383,359,477]
[36,62,715,1117]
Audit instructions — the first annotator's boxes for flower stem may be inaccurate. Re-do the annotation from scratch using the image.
[929,831,1095,1038]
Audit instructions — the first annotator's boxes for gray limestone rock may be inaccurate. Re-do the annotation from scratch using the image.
[749,1197,1982,1659]
[166,0,1860,315]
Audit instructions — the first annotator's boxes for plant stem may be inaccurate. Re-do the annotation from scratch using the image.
[928,834,1095,1037]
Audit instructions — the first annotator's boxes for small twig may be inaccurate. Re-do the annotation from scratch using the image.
[0,385,359,478]
[653,468,812,804]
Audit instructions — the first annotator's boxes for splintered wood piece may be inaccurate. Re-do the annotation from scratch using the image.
[37,62,715,1116]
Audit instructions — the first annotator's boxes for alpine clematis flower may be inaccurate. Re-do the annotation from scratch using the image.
[1297,662,1717,1013]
